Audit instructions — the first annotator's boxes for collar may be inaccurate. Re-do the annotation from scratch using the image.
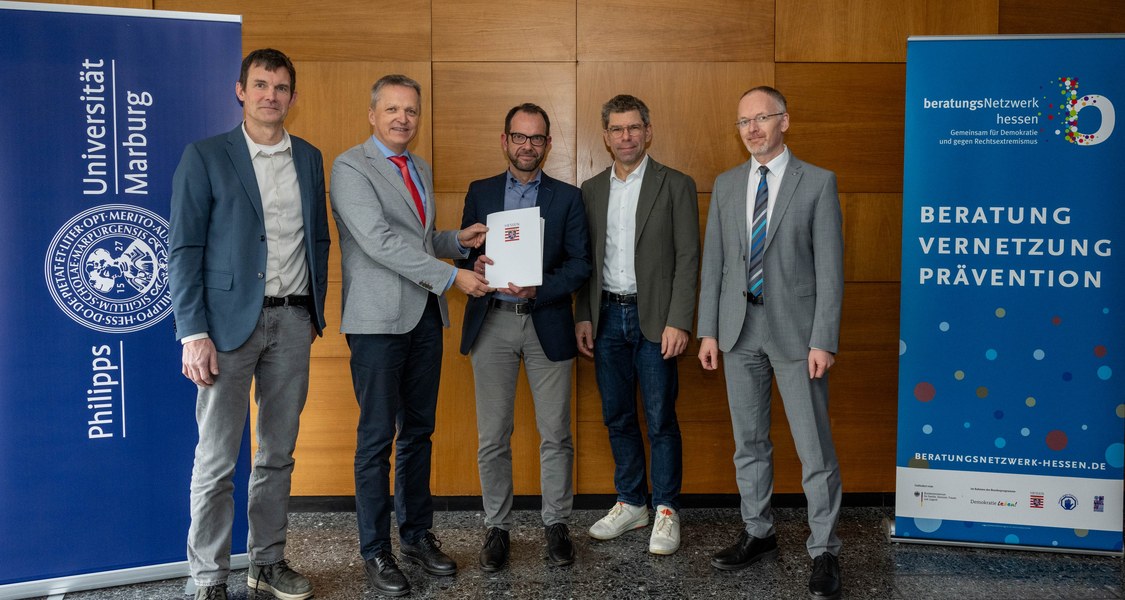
[371,135,408,161]
[506,169,543,189]
[750,146,789,176]
[242,122,291,158]
[611,153,650,184]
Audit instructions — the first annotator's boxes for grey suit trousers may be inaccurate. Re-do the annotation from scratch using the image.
[187,305,312,585]
[722,301,842,558]
[470,306,574,530]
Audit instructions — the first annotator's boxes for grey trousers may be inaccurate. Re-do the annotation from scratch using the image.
[186,305,312,585]
[470,307,574,530]
[722,301,843,558]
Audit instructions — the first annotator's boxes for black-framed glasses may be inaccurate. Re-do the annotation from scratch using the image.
[735,113,785,129]
[508,132,548,146]
[605,123,646,139]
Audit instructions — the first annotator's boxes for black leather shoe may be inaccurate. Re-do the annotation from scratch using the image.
[544,523,575,566]
[808,552,842,599]
[364,551,410,597]
[710,531,778,571]
[479,527,510,572]
[401,531,458,576]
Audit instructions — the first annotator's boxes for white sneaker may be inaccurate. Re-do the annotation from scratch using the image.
[648,505,680,555]
[588,502,649,540]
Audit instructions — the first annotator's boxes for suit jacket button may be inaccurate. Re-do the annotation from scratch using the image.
[260,235,266,241]
[257,272,264,279]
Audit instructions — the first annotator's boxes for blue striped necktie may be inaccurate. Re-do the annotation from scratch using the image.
[748,166,769,299]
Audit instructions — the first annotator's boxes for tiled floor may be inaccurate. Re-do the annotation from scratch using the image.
[38,507,1124,599]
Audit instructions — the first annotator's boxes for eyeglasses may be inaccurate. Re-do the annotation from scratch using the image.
[605,123,646,139]
[735,113,785,129]
[508,132,548,147]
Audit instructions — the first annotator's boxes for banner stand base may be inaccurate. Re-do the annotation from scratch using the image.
[0,554,248,600]
[883,517,1122,557]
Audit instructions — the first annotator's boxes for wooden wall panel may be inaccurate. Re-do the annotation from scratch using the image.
[776,63,906,194]
[777,0,999,63]
[432,62,578,191]
[578,376,897,495]
[286,61,433,188]
[999,0,1125,34]
[432,0,576,62]
[829,349,898,491]
[290,356,359,494]
[31,0,1104,499]
[577,420,740,494]
[840,282,901,354]
[154,0,431,61]
[577,62,773,191]
[11,0,152,8]
[577,0,773,62]
[842,193,902,282]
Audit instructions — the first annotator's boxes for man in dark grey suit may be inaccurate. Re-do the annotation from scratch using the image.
[458,103,591,572]
[170,49,329,600]
[697,86,844,600]
[575,95,699,555]
[330,74,489,597]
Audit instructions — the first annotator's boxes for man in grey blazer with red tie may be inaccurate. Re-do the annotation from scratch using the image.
[697,86,845,600]
[170,49,329,600]
[330,74,489,597]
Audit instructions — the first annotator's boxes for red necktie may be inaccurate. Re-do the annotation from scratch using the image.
[388,154,426,227]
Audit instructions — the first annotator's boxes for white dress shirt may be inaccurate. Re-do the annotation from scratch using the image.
[746,146,791,245]
[603,154,650,295]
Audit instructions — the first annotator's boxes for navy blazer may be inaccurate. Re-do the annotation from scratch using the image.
[169,125,330,352]
[458,172,591,361]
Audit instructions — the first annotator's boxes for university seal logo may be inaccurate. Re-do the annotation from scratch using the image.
[43,204,172,333]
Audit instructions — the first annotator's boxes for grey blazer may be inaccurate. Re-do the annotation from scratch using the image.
[697,154,843,359]
[575,157,700,343]
[330,137,463,334]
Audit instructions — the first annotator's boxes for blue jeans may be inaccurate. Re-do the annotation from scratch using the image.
[593,300,682,510]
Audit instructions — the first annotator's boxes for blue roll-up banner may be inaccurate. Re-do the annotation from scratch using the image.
[0,3,245,597]
[896,35,1125,554]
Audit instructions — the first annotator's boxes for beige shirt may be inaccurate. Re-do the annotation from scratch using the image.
[242,124,310,299]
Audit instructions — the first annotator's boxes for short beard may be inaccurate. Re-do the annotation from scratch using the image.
[507,150,543,174]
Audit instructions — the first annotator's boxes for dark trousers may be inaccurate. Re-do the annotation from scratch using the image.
[347,295,442,559]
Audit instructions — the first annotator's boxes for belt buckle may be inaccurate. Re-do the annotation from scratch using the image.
[514,302,531,315]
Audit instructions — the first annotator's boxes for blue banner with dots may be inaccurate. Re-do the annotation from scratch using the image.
[895,35,1125,553]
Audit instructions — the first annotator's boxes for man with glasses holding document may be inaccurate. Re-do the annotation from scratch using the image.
[457,103,591,572]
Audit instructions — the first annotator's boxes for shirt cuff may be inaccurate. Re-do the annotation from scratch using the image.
[444,268,458,294]
[181,332,210,345]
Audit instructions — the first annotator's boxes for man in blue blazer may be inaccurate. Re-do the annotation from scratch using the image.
[458,103,591,572]
[169,49,329,600]
[697,86,844,600]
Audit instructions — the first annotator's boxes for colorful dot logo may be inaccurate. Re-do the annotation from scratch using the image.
[1052,76,1115,146]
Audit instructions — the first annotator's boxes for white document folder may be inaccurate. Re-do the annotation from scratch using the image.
[484,206,543,287]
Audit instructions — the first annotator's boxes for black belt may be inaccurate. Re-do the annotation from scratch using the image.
[489,297,532,315]
[602,291,637,304]
[263,294,310,308]
[746,293,764,305]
